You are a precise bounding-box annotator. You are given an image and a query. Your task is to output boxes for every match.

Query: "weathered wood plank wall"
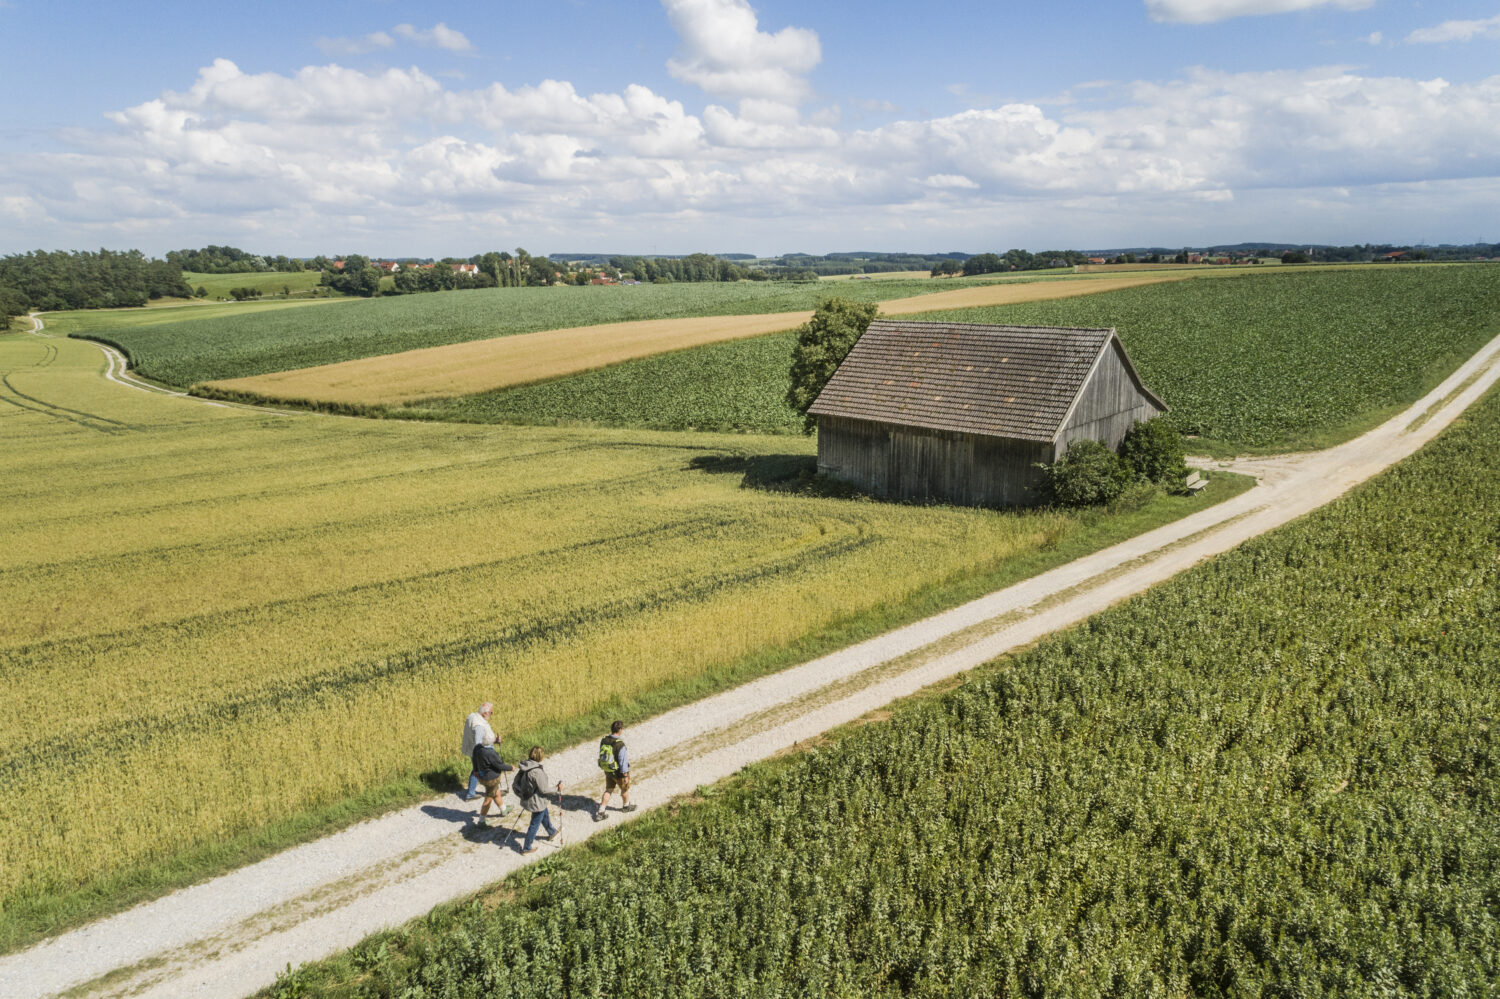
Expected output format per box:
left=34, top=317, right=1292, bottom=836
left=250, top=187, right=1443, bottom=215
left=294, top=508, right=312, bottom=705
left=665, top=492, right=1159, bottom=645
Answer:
left=816, top=415, right=1051, bottom=507
left=1054, top=341, right=1165, bottom=452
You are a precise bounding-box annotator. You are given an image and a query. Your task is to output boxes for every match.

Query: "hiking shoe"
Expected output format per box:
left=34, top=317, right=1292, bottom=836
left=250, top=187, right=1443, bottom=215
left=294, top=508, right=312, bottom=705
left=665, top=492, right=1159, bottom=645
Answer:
left=522, top=846, right=539, bottom=855
left=592, top=810, right=607, bottom=822
left=475, top=818, right=490, bottom=829
left=548, top=830, right=565, bottom=845
left=620, top=804, right=638, bottom=813
left=498, top=804, right=515, bottom=818
left=461, top=793, right=478, bottom=801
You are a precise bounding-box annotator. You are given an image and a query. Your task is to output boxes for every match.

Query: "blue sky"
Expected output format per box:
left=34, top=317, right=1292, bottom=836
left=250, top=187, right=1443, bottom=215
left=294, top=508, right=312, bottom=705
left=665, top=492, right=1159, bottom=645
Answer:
left=2, top=0, right=1498, bottom=255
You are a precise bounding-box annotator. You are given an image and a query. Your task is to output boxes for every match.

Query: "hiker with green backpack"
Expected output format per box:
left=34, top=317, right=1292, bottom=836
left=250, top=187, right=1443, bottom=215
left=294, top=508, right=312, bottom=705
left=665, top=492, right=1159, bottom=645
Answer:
left=593, top=720, right=636, bottom=822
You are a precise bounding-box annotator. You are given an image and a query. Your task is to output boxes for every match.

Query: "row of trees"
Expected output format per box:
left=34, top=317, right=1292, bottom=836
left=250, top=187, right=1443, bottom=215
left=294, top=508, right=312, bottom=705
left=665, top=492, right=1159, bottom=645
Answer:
left=607, top=253, right=770, bottom=284
left=933, top=249, right=1091, bottom=276
left=320, top=250, right=564, bottom=298
left=165, top=246, right=306, bottom=273
left=0, top=249, right=192, bottom=315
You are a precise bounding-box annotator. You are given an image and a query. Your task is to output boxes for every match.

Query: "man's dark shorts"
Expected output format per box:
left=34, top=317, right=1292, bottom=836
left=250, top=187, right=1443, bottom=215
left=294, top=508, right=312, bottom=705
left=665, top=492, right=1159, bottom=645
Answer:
left=605, top=771, right=631, bottom=793
left=481, top=777, right=504, bottom=798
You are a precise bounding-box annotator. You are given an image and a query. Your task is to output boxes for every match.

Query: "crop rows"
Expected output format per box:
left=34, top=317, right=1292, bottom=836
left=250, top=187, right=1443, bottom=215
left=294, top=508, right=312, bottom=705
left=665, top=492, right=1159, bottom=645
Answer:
left=411, top=266, right=1500, bottom=450
left=0, top=332, right=1225, bottom=946
left=272, top=384, right=1500, bottom=998
left=923, top=265, right=1500, bottom=449
left=403, top=331, right=806, bottom=434
left=75, top=277, right=973, bottom=388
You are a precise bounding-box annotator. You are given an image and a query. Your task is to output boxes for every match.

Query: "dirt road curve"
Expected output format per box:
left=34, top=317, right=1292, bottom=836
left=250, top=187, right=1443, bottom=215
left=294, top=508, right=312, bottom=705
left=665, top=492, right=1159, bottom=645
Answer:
left=5, top=325, right=1500, bottom=999
left=25, top=313, right=290, bottom=414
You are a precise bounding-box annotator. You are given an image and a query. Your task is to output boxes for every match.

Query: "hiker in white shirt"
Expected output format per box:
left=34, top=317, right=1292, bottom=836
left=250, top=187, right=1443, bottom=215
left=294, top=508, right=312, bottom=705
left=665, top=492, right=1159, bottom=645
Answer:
left=460, top=703, right=497, bottom=800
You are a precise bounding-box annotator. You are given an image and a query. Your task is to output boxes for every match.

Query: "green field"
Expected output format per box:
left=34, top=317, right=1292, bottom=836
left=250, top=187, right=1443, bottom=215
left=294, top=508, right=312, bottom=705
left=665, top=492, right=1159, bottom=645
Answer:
left=182, top=269, right=329, bottom=299
left=67, top=276, right=1016, bottom=388
left=42, top=297, right=341, bottom=337
left=269, top=384, right=1500, bottom=999
left=402, top=330, right=807, bottom=434
left=0, top=330, right=1241, bottom=950
left=402, top=266, right=1500, bottom=452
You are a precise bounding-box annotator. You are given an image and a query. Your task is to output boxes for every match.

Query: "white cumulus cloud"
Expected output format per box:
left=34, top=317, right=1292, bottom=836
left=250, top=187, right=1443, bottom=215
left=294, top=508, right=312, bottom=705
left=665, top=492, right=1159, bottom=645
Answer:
left=315, top=31, right=394, bottom=56
left=1146, top=0, right=1372, bottom=24
left=661, top=0, right=820, bottom=101
left=6, top=2, right=1500, bottom=255
left=1406, top=14, right=1500, bottom=44
left=393, top=23, right=474, bottom=52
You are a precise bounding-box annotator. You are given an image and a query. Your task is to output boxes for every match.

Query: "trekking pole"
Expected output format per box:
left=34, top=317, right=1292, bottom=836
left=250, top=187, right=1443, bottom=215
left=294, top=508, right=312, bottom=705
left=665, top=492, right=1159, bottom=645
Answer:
left=501, top=804, right=528, bottom=849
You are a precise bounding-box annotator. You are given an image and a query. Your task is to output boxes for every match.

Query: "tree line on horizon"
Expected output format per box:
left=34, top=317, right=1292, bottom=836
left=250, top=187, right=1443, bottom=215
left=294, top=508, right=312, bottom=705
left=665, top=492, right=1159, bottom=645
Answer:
left=5, top=241, right=1497, bottom=317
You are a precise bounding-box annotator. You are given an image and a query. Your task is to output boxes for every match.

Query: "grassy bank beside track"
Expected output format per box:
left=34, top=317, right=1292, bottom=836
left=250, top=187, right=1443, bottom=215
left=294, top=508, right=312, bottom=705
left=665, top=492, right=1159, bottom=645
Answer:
left=397, top=265, right=1500, bottom=454
left=0, top=331, right=1248, bottom=953
left=267, top=384, right=1500, bottom=999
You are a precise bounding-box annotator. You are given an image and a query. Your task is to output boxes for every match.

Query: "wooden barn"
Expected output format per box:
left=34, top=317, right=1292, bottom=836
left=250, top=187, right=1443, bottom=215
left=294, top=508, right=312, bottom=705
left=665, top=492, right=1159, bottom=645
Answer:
left=807, top=320, right=1167, bottom=507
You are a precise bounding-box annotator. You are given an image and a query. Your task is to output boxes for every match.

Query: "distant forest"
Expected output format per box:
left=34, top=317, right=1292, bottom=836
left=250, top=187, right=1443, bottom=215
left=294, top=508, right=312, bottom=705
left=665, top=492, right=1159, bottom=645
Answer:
left=0, top=249, right=191, bottom=316
left=165, top=245, right=308, bottom=274
left=4, top=241, right=1495, bottom=317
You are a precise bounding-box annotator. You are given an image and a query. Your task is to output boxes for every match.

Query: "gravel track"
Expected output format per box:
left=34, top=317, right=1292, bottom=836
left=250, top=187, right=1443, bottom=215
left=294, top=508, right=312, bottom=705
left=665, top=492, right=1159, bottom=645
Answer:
left=5, top=323, right=1499, bottom=999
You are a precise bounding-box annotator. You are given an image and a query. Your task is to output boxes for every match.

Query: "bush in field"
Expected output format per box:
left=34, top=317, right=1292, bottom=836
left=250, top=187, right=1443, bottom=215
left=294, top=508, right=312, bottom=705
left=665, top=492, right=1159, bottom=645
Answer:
left=1041, top=438, right=1135, bottom=506
left=786, top=297, right=879, bottom=432
left=1119, top=416, right=1186, bottom=486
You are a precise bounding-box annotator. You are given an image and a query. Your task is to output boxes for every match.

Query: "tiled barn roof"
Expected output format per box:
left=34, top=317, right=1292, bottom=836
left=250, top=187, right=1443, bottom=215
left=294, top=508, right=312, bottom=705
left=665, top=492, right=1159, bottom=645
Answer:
left=808, top=320, right=1157, bottom=442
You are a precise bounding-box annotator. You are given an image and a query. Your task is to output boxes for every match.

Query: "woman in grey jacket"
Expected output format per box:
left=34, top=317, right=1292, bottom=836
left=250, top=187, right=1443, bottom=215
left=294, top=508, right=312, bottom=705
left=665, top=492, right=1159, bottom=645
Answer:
left=514, top=746, right=563, bottom=854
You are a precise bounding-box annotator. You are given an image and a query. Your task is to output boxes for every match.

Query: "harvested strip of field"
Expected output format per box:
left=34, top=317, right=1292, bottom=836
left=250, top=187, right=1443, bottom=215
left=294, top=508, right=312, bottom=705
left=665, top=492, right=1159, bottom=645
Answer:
left=202, top=272, right=1199, bottom=407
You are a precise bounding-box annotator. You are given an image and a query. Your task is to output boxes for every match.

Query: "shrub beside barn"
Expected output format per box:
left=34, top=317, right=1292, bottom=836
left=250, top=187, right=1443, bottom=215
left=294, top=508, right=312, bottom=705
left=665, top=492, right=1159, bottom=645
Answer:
left=807, top=320, right=1166, bottom=506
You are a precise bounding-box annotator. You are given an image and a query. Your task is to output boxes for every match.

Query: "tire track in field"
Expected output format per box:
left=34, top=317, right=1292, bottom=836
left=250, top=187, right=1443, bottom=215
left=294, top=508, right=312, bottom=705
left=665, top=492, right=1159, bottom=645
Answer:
left=0, top=526, right=878, bottom=778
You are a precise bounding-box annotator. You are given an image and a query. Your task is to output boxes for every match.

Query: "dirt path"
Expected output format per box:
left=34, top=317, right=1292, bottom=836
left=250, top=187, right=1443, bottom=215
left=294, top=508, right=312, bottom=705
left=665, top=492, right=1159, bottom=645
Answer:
left=6, top=325, right=1499, bottom=999
left=23, top=313, right=292, bottom=416
left=205, top=271, right=1208, bottom=407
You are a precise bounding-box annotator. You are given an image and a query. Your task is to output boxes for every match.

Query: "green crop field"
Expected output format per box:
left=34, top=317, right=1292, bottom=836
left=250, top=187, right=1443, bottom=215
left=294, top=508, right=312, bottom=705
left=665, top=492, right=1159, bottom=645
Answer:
left=402, top=330, right=806, bottom=434
left=403, top=266, right=1500, bottom=452
left=268, top=384, right=1500, bottom=999
left=67, top=277, right=1008, bottom=388
left=41, top=297, right=341, bottom=337
left=921, top=265, right=1500, bottom=451
left=183, top=270, right=329, bottom=299
left=0, top=330, right=1238, bottom=950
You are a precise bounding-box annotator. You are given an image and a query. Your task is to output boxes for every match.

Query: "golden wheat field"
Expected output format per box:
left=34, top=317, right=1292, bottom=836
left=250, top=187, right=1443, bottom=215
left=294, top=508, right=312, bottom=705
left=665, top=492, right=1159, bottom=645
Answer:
left=2, top=329, right=1211, bottom=915
left=204, top=271, right=1212, bottom=407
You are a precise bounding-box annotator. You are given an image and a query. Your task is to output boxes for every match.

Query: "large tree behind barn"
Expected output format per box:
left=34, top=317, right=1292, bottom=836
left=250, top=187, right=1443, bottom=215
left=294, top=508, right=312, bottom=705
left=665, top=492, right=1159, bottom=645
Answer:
left=808, top=320, right=1167, bottom=507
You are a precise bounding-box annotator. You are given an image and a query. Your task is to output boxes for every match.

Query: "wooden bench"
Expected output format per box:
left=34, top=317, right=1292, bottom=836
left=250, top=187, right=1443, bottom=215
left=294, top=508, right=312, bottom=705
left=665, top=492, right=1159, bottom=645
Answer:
left=1185, top=470, right=1209, bottom=493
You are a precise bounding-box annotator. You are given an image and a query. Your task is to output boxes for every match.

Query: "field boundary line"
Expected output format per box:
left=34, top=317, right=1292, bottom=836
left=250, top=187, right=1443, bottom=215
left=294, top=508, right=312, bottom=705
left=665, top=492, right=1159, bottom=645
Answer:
left=201, top=271, right=1216, bottom=408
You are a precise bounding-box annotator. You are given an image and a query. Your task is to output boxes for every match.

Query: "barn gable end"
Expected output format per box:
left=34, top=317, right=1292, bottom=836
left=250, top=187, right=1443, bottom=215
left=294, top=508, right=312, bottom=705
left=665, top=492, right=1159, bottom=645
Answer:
left=1054, top=336, right=1168, bottom=453
left=809, top=320, right=1167, bottom=507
